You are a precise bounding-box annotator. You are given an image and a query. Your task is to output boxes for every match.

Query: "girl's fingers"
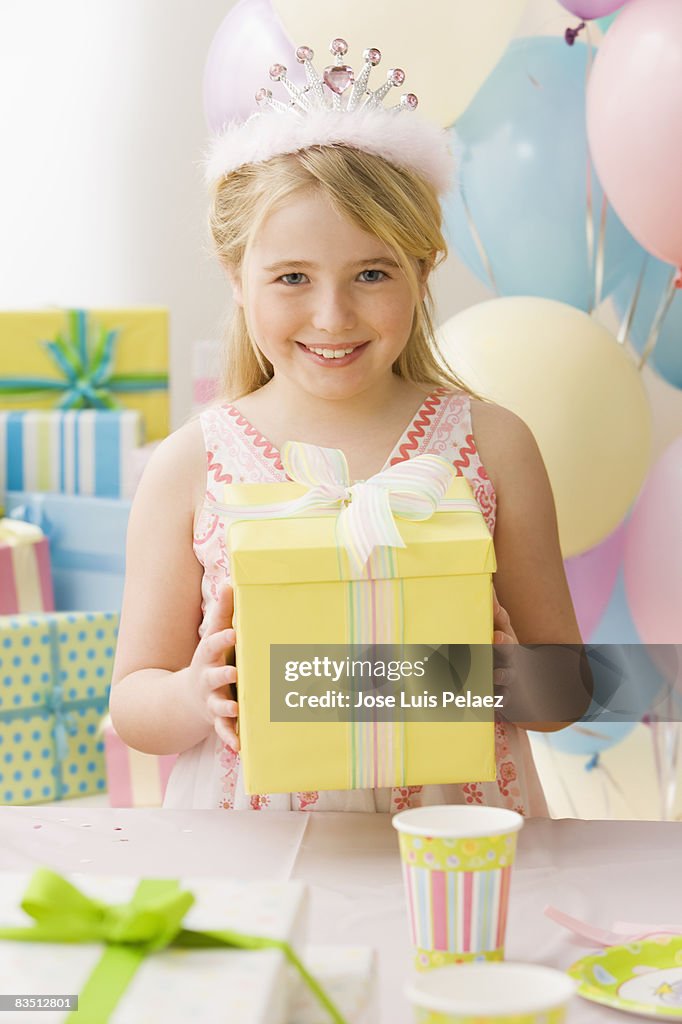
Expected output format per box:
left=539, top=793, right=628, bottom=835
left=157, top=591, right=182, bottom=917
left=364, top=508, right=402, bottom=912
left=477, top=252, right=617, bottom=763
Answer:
left=207, top=692, right=238, bottom=720
left=199, top=628, right=235, bottom=665
left=204, top=664, right=237, bottom=692
left=214, top=716, right=240, bottom=752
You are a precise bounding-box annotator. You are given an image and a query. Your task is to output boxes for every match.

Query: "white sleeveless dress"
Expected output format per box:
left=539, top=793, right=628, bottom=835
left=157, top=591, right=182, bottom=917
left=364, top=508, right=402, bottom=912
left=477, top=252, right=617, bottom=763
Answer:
left=163, top=389, right=549, bottom=815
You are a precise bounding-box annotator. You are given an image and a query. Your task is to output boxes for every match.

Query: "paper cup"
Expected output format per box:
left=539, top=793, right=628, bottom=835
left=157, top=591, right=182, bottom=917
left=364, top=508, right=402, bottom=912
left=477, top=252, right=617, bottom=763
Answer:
left=406, top=962, right=576, bottom=1023
left=392, top=806, right=524, bottom=970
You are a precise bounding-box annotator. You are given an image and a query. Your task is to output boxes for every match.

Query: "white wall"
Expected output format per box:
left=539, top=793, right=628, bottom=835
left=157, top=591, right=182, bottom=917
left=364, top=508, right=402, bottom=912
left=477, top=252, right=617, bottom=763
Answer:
left=1, top=0, right=680, bottom=448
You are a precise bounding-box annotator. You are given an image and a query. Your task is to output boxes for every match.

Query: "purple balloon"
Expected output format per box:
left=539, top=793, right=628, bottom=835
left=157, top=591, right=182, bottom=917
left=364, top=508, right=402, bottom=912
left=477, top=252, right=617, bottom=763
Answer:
left=564, top=520, right=627, bottom=640
left=558, top=0, right=628, bottom=18
left=203, top=0, right=304, bottom=132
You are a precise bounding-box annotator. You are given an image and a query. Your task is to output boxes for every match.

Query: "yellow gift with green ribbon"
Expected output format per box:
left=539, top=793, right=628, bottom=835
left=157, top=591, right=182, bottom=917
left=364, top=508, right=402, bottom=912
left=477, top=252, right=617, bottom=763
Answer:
left=0, top=309, right=168, bottom=441
left=222, top=442, right=497, bottom=796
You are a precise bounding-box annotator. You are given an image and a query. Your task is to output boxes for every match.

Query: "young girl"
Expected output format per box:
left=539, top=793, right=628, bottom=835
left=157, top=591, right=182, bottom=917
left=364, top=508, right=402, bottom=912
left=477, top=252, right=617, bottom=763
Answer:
left=110, top=37, right=583, bottom=813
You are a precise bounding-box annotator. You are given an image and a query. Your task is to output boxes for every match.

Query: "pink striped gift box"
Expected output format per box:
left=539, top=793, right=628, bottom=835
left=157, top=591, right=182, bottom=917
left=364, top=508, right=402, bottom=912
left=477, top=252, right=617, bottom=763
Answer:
left=0, top=518, right=54, bottom=614
left=102, top=717, right=177, bottom=807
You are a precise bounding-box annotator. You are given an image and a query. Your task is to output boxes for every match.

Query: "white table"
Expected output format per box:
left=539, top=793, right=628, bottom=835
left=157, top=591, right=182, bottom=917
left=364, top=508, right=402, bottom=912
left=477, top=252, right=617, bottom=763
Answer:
left=0, top=809, right=680, bottom=1022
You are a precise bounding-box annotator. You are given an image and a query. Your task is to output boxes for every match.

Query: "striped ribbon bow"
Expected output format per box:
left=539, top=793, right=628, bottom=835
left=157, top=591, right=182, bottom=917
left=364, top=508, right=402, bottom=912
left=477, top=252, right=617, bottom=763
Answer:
left=221, top=441, right=480, bottom=575
left=0, top=309, right=168, bottom=410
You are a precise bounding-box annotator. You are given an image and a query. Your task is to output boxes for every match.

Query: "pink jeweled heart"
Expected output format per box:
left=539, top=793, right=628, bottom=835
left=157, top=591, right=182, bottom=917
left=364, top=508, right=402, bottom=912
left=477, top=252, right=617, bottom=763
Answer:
left=323, top=64, right=354, bottom=95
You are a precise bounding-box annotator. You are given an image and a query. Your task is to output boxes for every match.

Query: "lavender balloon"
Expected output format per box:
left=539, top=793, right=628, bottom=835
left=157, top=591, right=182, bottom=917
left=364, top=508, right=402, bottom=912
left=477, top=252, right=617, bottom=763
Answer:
left=559, top=0, right=628, bottom=18
left=204, top=0, right=303, bottom=132
left=565, top=520, right=627, bottom=640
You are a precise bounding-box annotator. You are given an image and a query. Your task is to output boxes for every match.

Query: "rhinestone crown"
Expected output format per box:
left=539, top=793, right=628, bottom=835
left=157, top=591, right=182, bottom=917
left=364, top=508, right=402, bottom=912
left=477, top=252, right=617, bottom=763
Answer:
left=256, top=37, right=418, bottom=116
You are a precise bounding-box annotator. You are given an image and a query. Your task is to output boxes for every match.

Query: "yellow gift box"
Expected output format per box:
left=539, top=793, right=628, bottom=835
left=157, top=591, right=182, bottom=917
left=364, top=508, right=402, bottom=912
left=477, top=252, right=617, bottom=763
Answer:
left=0, top=308, right=168, bottom=441
left=225, top=453, right=497, bottom=796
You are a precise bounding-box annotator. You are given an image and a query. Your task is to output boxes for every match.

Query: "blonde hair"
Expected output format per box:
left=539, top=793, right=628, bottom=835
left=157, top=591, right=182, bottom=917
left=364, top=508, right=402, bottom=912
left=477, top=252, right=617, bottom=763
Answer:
left=208, top=145, right=477, bottom=400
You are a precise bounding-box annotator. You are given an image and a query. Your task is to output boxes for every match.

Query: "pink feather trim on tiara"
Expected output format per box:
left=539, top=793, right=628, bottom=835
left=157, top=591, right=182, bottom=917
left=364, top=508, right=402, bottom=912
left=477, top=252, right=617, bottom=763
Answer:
left=204, top=99, right=457, bottom=196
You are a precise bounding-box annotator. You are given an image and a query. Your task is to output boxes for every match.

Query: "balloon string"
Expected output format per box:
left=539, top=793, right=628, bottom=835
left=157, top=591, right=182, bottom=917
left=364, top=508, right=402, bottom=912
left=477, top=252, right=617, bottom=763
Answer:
left=617, top=255, right=649, bottom=345
left=459, top=188, right=499, bottom=296
left=637, top=266, right=677, bottom=371
left=582, top=25, right=600, bottom=316
left=594, top=758, right=636, bottom=819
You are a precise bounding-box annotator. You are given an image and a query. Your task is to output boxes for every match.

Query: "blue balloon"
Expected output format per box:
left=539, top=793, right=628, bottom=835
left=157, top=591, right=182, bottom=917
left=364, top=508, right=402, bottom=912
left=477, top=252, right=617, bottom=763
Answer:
left=610, top=257, right=682, bottom=389
left=443, top=37, right=645, bottom=310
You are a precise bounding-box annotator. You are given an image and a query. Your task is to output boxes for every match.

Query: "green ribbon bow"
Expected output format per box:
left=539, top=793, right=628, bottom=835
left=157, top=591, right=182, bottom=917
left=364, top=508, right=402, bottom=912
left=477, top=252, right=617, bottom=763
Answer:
left=0, top=868, right=348, bottom=1024
left=0, top=309, right=168, bottom=410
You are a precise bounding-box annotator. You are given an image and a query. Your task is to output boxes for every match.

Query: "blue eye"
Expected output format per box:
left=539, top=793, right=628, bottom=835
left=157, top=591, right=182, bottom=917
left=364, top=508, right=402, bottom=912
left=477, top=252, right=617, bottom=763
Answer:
left=279, top=272, right=307, bottom=285
left=359, top=269, right=387, bottom=283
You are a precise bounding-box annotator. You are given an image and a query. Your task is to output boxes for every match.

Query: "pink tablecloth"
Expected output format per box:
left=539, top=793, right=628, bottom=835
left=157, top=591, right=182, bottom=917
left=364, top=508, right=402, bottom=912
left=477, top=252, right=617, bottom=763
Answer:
left=0, top=809, right=680, bottom=1022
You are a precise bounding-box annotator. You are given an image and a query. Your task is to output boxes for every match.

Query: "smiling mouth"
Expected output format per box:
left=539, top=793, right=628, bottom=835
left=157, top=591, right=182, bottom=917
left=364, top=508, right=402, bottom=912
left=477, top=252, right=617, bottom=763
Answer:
left=297, top=341, right=369, bottom=361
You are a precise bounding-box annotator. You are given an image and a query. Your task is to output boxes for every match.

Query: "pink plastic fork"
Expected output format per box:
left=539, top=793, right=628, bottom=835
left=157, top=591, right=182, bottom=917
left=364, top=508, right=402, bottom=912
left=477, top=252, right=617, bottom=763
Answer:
left=544, top=906, right=682, bottom=946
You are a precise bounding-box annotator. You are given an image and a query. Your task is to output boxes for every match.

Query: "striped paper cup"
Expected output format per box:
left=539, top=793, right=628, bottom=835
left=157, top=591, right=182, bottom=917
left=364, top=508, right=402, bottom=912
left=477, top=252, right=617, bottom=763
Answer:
left=406, top=963, right=576, bottom=1023
left=392, top=806, right=524, bottom=970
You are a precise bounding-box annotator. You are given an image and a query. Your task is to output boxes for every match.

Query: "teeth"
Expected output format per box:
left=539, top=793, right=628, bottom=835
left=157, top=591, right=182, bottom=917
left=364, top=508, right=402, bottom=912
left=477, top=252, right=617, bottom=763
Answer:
left=306, top=346, right=356, bottom=359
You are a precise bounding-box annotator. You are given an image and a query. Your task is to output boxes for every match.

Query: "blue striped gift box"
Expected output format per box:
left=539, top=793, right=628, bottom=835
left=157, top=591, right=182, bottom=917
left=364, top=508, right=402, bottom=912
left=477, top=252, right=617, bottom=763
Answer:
left=0, top=409, right=143, bottom=499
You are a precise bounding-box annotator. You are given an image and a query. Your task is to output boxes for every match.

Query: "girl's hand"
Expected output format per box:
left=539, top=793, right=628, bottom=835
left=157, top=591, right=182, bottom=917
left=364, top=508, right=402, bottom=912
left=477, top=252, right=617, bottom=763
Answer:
left=188, top=584, right=240, bottom=751
left=493, top=588, right=518, bottom=714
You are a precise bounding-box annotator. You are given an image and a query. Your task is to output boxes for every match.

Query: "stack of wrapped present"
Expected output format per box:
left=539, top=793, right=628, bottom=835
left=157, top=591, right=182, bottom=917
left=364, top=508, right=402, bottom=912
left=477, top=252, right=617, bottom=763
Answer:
left=0, top=308, right=175, bottom=806
left=0, top=869, right=377, bottom=1022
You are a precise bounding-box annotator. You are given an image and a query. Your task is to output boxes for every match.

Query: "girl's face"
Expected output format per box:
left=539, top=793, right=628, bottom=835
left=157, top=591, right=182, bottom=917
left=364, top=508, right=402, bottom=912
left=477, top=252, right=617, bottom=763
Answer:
left=230, top=188, right=425, bottom=402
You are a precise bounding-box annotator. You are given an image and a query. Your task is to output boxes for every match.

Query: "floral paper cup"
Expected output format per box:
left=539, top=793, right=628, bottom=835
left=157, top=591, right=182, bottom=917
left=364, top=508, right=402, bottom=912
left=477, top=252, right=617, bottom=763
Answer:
left=406, top=963, right=576, bottom=1023
left=392, top=806, right=524, bottom=970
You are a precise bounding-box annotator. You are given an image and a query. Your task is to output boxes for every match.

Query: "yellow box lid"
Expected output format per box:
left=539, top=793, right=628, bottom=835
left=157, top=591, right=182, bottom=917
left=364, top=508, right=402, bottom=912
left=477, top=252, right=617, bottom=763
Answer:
left=225, top=476, right=496, bottom=584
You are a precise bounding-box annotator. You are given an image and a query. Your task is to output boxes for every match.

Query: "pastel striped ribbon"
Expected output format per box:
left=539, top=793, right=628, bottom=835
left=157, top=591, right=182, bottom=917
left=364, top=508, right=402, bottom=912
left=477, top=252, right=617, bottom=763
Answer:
left=218, top=441, right=478, bottom=577
left=403, top=861, right=512, bottom=956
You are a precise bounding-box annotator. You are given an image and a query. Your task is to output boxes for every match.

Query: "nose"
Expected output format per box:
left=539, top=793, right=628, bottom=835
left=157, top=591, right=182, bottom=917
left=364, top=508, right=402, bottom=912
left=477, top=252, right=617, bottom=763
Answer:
left=310, top=283, right=358, bottom=336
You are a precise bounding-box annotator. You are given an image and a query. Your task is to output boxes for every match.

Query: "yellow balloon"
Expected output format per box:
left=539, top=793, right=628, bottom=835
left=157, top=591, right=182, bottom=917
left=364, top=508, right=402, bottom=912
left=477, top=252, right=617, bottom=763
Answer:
left=272, top=0, right=528, bottom=127
left=438, top=297, right=652, bottom=557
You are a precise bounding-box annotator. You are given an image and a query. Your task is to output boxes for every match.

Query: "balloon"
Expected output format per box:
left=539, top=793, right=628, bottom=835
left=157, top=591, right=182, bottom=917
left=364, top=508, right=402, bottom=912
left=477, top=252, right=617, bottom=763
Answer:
left=545, top=720, right=635, bottom=756
left=442, top=38, right=645, bottom=311
left=565, top=521, right=627, bottom=640
left=438, top=297, right=652, bottom=557
left=591, top=571, right=640, bottom=643
left=624, top=437, right=682, bottom=643
left=203, top=0, right=302, bottom=132
left=611, top=257, right=682, bottom=389
left=559, top=0, right=627, bottom=17
left=271, top=0, right=527, bottom=126
left=587, top=0, right=682, bottom=269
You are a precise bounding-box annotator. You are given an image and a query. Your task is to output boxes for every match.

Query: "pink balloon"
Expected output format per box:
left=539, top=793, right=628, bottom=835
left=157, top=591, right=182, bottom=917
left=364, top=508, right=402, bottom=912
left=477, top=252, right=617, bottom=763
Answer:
left=203, top=0, right=303, bottom=133
left=587, top=0, right=682, bottom=269
left=564, top=520, right=627, bottom=640
left=559, top=0, right=627, bottom=18
left=624, top=436, right=682, bottom=643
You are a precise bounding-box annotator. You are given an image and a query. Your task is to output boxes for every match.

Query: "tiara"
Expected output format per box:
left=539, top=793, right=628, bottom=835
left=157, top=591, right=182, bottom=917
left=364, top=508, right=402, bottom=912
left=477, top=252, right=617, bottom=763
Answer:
left=205, top=36, right=455, bottom=195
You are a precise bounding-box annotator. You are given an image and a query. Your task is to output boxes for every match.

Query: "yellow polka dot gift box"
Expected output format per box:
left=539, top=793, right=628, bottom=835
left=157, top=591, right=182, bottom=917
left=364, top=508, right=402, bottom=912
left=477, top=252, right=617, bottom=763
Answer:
left=0, top=612, right=119, bottom=804
left=223, top=442, right=497, bottom=796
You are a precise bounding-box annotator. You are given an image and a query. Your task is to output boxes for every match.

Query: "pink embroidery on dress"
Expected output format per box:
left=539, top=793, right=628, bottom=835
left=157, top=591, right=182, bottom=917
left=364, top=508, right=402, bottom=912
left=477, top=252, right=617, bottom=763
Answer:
left=296, top=791, right=320, bottom=810
left=462, top=783, right=484, bottom=805
left=250, top=794, right=271, bottom=810
left=218, top=744, right=239, bottom=810
left=392, top=786, right=424, bottom=811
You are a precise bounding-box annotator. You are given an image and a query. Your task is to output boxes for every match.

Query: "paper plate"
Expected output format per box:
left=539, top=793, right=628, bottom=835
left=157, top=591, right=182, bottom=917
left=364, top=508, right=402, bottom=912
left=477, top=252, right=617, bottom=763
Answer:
left=568, top=935, right=682, bottom=1018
